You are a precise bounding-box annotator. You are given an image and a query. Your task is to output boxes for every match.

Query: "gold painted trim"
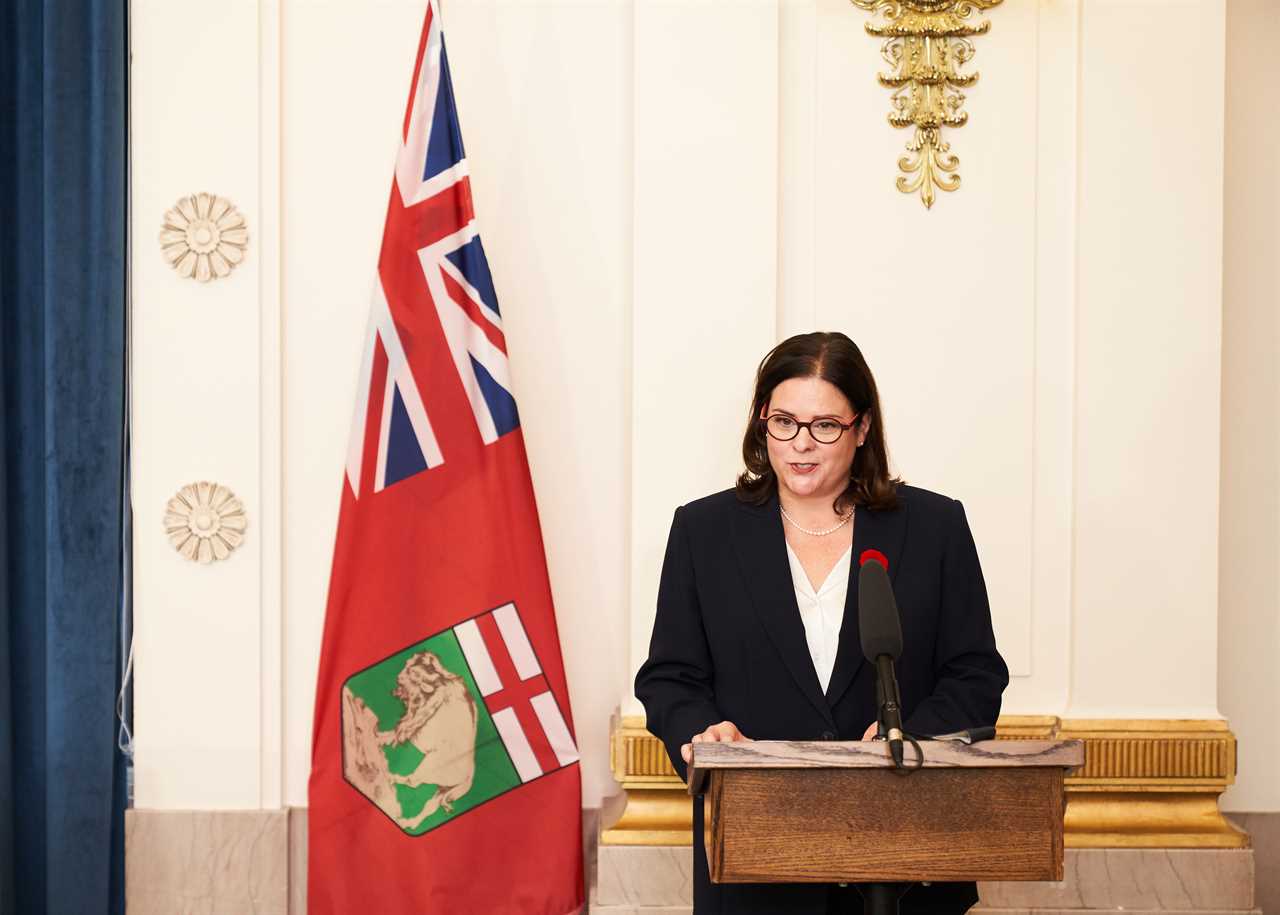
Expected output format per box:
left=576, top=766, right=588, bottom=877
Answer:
left=1065, top=792, right=1249, bottom=849
left=611, top=713, right=679, bottom=785
left=599, top=787, right=694, bottom=847
left=994, top=715, right=1058, bottom=739
left=604, top=714, right=1248, bottom=849
left=602, top=713, right=687, bottom=845
left=1059, top=719, right=1236, bottom=786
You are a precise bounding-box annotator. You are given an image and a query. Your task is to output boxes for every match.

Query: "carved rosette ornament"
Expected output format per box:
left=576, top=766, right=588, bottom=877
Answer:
left=851, top=0, right=1002, bottom=208
left=164, top=481, right=248, bottom=563
left=159, top=193, right=249, bottom=281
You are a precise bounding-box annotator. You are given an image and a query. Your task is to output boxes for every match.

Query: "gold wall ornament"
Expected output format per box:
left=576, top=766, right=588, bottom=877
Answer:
left=159, top=193, right=249, bottom=281
left=850, top=0, right=1002, bottom=208
left=164, top=481, right=248, bottom=563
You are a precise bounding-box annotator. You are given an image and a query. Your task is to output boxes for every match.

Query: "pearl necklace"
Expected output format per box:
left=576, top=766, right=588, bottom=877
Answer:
left=780, top=504, right=854, bottom=537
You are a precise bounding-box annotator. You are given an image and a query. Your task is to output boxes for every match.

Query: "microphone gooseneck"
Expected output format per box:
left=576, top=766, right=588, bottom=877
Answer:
left=876, top=655, right=905, bottom=768
left=858, top=553, right=906, bottom=770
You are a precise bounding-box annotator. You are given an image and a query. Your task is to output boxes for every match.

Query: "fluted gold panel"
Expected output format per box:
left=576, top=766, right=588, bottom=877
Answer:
left=1060, top=719, right=1235, bottom=784
left=1077, top=739, right=1229, bottom=780
left=603, top=714, right=1248, bottom=849
left=613, top=719, right=678, bottom=782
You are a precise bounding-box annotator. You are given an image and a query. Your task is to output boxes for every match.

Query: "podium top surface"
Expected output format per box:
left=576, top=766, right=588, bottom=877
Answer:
left=687, top=739, right=1084, bottom=795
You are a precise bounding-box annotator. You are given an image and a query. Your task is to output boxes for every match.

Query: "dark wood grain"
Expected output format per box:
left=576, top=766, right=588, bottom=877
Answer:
left=705, top=766, right=1065, bottom=884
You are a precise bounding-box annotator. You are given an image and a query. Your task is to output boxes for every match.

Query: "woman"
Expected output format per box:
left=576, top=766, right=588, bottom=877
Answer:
left=634, top=332, right=1009, bottom=915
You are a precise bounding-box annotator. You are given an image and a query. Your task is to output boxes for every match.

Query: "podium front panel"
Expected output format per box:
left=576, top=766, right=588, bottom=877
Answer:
left=706, top=766, right=1065, bottom=883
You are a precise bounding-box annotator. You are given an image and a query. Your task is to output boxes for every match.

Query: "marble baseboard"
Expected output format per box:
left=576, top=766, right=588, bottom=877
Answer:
left=126, top=808, right=1263, bottom=914
left=1226, top=813, right=1279, bottom=915
left=125, top=808, right=289, bottom=915
left=590, top=909, right=1252, bottom=915
left=589, top=844, right=1256, bottom=913
left=977, top=849, right=1254, bottom=911
left=975, top=910, right=1258, bottom=915
left=597, top=844, right=695, bottom=907
left=129, top=806, right=597, bottom=915
left=288, top=807, right=306, bottom=915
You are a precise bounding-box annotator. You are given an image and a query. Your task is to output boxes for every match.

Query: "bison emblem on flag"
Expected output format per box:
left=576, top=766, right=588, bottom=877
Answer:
left=340, top=601, right=579, bottom=836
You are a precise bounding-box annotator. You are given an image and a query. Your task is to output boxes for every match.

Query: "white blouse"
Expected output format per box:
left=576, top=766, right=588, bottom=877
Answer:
left=783, top=540, right=853, bottom=694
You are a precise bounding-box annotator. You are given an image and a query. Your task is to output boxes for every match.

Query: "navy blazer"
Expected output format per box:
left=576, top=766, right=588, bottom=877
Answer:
left=634, top=484, right=1009, bottom=915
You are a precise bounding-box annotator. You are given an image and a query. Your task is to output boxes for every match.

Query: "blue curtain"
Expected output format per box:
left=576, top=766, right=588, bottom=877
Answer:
left=0, top=0, right=129, bottom=912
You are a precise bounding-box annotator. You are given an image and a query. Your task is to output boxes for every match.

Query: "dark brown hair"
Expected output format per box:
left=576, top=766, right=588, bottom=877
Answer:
left=735, top=331, right=901, bottom=513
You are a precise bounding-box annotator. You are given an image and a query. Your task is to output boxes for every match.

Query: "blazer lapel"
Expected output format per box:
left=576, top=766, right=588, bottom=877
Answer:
left=824, top=496, right=910, bottom=710
left=730, top=494, right=835, bottom=728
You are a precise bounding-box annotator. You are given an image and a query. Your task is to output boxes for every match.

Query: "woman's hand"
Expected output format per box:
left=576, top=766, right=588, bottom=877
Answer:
left=681, top=721, right=751, bottom=763
left=861, top=721, right=878, bottom=740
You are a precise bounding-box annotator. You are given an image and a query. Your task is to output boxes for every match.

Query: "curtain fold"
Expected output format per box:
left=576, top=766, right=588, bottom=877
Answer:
left=1, top=1, right=129, bottom=913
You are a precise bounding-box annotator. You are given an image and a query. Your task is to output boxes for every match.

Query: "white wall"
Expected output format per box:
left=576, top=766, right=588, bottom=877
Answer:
left=131, top=0, right=272, bottom=808
left=1219, top=0, right=1280, bottom=813
left=1067, top=0, right=1226, bottom=720
left=131, top=0, right=1276, bottom=815
left=626, top=0, right=781, bottom=713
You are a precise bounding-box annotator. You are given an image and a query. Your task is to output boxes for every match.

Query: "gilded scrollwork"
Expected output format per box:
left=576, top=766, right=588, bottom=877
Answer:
left=851, top=0, right=1001, bottom=208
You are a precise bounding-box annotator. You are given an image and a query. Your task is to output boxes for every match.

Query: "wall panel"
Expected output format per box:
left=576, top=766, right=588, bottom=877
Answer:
left=627, top=0, right=782, bottom=700
left=782, top=0, right=1044, bottom=682
left=1069, top=0, right=1225, bottom=719
left=131, top=0, right=267, bottom=808
left=1218, top=0, right=1280, bottom=812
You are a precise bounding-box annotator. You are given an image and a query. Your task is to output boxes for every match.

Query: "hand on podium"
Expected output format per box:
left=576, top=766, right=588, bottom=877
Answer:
left=682, top=721, right=751, bottom=764
left=684, top=721, right=877, bottom=764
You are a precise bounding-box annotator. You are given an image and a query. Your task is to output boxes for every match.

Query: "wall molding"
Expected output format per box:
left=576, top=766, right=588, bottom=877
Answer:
left=256, top=0, right=285, bottom=814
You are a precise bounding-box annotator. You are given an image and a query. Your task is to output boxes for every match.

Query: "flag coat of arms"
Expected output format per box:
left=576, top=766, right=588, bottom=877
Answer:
left=308, top=2, right=584, bottom=911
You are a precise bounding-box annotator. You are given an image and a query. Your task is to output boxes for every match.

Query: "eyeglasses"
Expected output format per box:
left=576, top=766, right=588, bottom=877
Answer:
left=761, top=413, right=859, bottom=444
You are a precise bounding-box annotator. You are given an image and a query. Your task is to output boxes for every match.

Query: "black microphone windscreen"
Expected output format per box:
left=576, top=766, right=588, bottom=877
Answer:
left=858, top=560, right=903, bottom=661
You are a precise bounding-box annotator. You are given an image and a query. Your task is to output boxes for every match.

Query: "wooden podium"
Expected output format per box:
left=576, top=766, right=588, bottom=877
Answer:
left=688, top=738, right=1084, bottom=885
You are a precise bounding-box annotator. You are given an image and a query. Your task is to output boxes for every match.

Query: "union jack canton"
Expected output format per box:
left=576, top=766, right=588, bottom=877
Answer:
left=346, top=1, right=519, bottom=497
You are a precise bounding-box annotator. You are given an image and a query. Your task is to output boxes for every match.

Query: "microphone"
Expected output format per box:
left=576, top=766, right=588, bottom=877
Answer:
left=858, top=550, right=905, bottom=768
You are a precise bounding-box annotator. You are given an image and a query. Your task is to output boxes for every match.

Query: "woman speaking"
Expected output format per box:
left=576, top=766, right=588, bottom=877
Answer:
left=634, top=332, right=1009, bottom=915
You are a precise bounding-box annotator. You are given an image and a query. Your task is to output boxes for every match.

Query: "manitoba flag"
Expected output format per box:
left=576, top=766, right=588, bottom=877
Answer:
left=308, top=1, right=584, bottom=912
